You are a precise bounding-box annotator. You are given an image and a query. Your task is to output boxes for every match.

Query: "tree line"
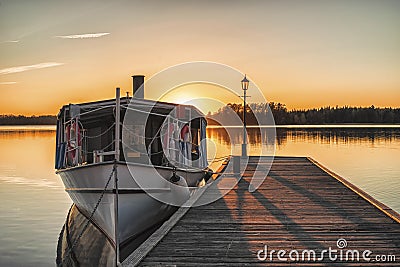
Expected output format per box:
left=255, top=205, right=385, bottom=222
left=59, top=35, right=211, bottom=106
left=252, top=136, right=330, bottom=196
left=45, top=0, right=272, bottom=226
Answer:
left=2, top=103, right=399, bottom=125
left=0, top=115, right=57, bottom=125
left=207, top=103, right=400, bottom=125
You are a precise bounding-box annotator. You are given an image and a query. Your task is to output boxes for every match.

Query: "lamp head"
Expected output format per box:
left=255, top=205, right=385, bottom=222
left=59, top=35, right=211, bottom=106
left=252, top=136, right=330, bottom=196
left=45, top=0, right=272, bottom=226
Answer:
left=241, top=74, right=249, bottom=91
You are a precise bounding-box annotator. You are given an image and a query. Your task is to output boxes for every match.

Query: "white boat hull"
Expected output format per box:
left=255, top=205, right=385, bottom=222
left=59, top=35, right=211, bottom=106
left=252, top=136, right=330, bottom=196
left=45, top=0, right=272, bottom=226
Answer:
left=57, top=162, right=205, bottom=246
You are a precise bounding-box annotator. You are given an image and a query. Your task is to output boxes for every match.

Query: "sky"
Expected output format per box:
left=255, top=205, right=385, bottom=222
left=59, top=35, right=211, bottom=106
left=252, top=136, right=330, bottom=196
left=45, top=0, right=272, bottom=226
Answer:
left=0, top=0, right=399, bottom=115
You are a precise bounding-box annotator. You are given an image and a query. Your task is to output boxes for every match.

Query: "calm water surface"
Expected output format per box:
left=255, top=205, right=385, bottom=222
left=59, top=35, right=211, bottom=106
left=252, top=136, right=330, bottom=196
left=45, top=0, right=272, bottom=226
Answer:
left=0, top=126, right=71, bottom=267
left=0, top=125, right=399, bottom=266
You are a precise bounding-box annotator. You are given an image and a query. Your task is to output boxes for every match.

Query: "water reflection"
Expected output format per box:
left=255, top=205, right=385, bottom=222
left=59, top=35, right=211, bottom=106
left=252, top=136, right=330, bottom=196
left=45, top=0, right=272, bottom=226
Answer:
left=56, top=204, right=172, bottom=267
left=275, top=127, right=400, bottom=147
left=0, top=129, right=63, bottom=188
left=56, top=205, right=115, bottom=267
left=0, top=127, right=70, bottom=267
left=207, top=126, right=400, bottom=148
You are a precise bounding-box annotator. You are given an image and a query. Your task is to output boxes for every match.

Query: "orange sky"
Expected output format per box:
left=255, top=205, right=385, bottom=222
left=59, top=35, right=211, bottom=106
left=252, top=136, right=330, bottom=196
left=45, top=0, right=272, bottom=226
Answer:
left=0, top=1, right=399, bottom=115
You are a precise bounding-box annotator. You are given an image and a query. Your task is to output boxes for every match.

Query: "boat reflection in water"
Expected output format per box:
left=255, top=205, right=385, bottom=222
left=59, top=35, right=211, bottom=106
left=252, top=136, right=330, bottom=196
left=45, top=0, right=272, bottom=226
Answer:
left=56, top=205, right=115, bottom=266
left=56, top=204, right=175, bottom=267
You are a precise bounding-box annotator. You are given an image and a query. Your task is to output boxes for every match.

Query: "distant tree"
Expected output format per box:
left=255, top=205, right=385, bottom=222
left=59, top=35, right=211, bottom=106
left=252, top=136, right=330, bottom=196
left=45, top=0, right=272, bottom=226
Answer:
left=0, top=115, right=57, bottom=125
left=207, top=103, right=400, bottom=125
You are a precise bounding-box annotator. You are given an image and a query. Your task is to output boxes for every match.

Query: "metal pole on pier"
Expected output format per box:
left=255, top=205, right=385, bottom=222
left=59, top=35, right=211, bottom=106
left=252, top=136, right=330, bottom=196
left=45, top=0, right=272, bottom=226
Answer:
left=114, top=87, right=121, bottom=266
left=241, top=75, right=249, bottom=157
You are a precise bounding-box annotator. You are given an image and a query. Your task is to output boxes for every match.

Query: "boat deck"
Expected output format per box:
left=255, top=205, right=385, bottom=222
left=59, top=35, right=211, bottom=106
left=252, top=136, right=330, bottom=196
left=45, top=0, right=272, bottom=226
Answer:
left=122, top=156, right=400, bottom=266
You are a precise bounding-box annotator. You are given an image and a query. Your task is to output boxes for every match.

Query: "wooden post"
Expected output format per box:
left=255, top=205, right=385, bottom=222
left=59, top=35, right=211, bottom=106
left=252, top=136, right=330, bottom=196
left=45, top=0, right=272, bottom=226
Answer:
left=233, top=156, right=240, bottom=174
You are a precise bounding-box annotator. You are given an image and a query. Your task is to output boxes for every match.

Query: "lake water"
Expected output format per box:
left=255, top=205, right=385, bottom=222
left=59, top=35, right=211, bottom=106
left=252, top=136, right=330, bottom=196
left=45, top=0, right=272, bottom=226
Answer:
left=0, top=125, right=399, bottom=266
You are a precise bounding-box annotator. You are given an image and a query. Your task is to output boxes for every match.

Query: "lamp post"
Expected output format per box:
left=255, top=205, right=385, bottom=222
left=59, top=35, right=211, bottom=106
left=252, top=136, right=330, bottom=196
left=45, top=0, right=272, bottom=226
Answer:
left=241, top=74, right=249, bottom=157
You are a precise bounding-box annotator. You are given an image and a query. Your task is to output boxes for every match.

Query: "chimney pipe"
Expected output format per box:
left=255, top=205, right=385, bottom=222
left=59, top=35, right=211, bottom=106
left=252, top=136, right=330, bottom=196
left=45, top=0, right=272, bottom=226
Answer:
left=132, top=75, right=145, bottom=99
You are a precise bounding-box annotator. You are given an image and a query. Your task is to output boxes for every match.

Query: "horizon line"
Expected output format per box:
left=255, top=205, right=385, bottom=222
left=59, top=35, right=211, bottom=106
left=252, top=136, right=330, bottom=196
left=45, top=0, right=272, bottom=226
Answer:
left=1, top=103, right=400, bottom=117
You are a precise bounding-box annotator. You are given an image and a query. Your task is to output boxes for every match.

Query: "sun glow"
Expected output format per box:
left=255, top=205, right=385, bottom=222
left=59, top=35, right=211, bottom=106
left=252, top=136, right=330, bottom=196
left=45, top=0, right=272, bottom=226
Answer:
left=159, top=83, right=241, bottom=114
left=160, top=91, right=194, bottom=105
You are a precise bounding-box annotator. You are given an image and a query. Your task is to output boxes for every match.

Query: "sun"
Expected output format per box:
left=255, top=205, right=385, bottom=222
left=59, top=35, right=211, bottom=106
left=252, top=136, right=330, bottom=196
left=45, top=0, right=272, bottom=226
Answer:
left=158, top=83, right=240, bottom=114
left=160, top=90, right=194, bottom=105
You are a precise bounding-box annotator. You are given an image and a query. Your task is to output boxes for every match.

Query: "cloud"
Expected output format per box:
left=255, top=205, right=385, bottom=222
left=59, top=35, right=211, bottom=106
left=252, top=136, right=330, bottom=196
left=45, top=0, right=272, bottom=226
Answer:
left=1, top=40, right=20, bottom=44
left=0, top=62, right=64, bottom=75
left=55, top=32, right=110, bottom=39
left=0, top=82, right=17, bottom=85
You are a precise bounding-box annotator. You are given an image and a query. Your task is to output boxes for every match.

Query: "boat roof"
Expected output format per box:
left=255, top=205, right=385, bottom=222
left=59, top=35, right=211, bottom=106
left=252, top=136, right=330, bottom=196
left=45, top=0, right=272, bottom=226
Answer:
left=58, top=97, right=204, bottom=119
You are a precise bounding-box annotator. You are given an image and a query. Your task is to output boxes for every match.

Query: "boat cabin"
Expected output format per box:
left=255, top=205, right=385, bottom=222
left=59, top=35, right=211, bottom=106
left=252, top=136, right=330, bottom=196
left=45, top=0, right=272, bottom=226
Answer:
left=55, top=96, right=208, bottom=170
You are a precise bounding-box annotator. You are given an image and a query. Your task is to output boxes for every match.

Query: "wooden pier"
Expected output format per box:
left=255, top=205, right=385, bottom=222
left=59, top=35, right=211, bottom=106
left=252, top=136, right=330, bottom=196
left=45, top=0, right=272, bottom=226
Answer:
left=123, top=156, right=400, bottom=266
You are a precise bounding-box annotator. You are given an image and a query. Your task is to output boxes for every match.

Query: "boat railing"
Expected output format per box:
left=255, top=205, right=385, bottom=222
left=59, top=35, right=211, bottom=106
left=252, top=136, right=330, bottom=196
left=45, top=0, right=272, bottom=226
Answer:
left=61, top=118, right=116, bottom=168
left=58, top=102, right=207, bottom=170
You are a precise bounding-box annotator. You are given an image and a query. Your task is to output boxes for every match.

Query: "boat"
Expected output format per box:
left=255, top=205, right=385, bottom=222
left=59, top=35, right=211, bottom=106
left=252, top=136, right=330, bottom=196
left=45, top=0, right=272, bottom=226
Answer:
left=55, top=75, right=211, bottom=264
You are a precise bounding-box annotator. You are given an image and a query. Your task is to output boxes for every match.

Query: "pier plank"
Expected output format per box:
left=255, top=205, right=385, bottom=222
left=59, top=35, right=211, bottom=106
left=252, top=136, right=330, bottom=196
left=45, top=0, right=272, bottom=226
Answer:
left=123, top=157, right=400, bottom=266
